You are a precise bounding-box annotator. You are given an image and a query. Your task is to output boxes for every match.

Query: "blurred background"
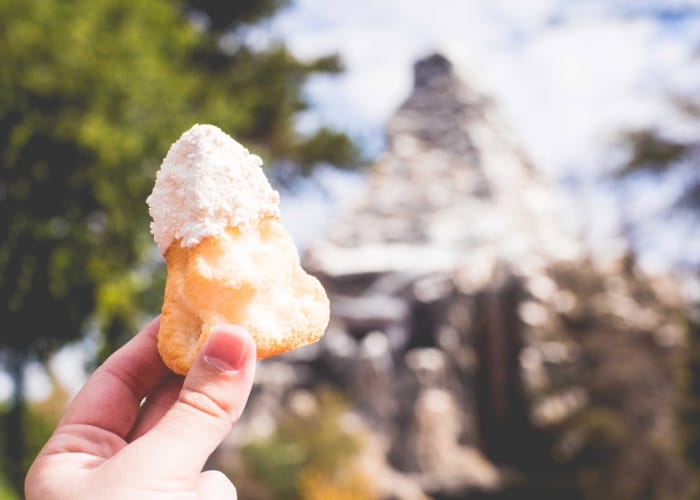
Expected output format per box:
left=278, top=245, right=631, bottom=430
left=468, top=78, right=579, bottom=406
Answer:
left=2, top=0, right=700, bottom=499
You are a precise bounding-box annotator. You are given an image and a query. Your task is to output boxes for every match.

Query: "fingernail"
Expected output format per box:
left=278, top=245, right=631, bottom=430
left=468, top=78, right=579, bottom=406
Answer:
left=203, top=326, right=249, bottom=372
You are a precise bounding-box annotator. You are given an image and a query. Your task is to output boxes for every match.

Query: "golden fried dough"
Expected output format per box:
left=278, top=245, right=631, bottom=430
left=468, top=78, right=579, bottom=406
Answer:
left=147, top=124, right=328, bottom=373
left=158, top=217, right=329, bottom=375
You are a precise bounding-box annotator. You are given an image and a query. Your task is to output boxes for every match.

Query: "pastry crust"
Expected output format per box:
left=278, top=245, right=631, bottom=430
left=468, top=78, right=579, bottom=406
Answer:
left=158, top=216, right=329, bottom=374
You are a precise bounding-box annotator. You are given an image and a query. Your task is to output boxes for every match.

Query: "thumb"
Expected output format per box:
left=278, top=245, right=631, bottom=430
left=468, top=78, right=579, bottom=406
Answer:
left=123, top=325, right=256, bottom=478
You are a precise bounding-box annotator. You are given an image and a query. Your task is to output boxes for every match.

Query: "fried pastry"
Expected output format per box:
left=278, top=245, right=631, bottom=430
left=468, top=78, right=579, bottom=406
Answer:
left=147, top=124, right=329, bottom=374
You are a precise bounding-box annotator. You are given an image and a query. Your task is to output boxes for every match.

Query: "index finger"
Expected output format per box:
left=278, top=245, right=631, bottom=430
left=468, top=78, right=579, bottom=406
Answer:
left=58, top=316, right=170, bottom=438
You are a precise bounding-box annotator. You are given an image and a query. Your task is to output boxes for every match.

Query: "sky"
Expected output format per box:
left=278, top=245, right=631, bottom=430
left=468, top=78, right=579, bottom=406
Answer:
left=5, top=0, right=700, bottom=402
left=268, top=0, right=700, bottom=175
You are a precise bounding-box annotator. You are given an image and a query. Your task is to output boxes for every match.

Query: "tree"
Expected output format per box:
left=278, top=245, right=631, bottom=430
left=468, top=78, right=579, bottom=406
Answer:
left=617, top=97, right=700, bottom=221
left=616, top=97, right=700, bottom=495
left=0, top=0, right=358, bottom=492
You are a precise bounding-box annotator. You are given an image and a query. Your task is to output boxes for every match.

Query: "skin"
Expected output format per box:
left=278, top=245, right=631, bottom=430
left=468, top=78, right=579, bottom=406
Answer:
left=25, top=317, right=256, bottom=499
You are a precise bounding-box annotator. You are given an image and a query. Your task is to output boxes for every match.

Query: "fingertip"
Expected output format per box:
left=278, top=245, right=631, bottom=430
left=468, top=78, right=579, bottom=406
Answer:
left=203, top=325, right=256, bottom=373
left=142, top=315, right=162, bottom=339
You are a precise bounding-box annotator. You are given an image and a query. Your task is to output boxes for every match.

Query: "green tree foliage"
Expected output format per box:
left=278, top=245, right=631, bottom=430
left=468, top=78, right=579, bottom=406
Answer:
left=0, top=477, right=19, bottom=500
left=619, top=129, right=689, bottom=176
left=617, top=98, right=700, bottom=496
left=186, top=0, right=290, bottom=31
left=238, top=389, right=367, bottom=500
left=0, top=0, right=358, bottom=492
left=681, top=317, right=700, bottom=495
left=618, top=98, right=700, bottom=209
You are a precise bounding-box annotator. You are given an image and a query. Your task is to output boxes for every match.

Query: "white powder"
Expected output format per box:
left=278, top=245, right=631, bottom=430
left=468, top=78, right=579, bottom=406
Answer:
left=147, top=124, right=280, bottom=254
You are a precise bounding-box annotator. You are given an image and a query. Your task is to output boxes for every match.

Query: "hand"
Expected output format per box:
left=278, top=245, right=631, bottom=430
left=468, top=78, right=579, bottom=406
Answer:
left=25, top=317, right=256, bottom=499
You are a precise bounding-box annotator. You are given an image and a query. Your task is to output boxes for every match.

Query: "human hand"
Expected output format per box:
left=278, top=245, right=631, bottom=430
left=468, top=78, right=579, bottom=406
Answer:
left=25, top=317, right=256, bottom=499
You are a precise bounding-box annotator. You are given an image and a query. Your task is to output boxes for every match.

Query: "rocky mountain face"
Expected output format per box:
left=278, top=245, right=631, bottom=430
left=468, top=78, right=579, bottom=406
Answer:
left=217, top=54, right=695, bottom=500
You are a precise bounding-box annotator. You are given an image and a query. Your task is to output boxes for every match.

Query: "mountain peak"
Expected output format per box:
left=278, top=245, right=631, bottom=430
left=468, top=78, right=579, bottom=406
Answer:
left=413, top=53, right=454, bottom=90
left=309, top=54, right=577, bottom=268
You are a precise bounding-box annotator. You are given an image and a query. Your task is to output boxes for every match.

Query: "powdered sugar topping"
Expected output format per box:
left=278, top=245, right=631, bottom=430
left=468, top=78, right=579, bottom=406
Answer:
left=147, top=124, right=280, bottom=254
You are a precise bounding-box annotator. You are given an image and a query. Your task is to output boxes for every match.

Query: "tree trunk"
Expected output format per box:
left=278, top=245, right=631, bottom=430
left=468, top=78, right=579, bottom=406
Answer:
left=5, top=349, right=26, bottom=496
left=99, top=317, right=128, bottom=364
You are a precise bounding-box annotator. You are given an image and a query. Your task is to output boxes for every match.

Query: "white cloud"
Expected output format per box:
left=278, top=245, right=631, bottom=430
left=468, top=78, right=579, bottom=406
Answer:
left=490, top=18, right=666, bottom=173
left=489, top=0, right=559, bottom=31
left=24, top=361, right=52, bottom=402
left=273, top=0, right=700, bottom=176
left=279, top=166, right=365, bottom=249
left=49, top=341, right=90, bottom=397
left=0, top=370, right=12, bottom=402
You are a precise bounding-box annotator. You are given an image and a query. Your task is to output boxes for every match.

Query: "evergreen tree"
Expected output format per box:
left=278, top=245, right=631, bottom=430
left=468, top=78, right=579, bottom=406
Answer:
left=0, top=0, right=357, bottom=492
left=618, top=99, right=700, bottom=214
left=617, top=98, right=700, bottom=495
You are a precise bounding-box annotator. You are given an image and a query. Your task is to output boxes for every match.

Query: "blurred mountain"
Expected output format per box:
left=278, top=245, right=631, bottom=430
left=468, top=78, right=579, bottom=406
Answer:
left=216, top=54, right=695, bottom=500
